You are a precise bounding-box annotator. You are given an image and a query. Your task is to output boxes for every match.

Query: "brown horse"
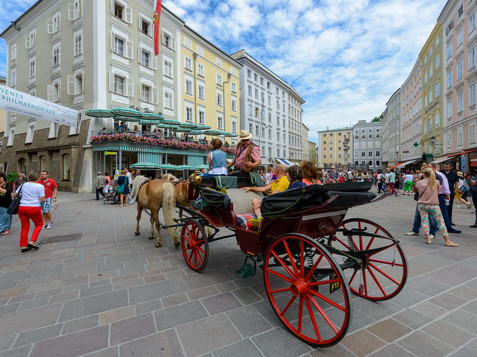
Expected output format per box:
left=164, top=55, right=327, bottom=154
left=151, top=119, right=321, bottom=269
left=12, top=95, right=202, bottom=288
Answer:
left=130, top=176, right=179, bottom=248
left=162, top=173, right=195, bottom=216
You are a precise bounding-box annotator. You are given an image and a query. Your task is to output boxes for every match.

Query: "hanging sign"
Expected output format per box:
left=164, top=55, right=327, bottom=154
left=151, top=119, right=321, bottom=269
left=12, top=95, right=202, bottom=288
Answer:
left=0, top=84, right=79, bottom=127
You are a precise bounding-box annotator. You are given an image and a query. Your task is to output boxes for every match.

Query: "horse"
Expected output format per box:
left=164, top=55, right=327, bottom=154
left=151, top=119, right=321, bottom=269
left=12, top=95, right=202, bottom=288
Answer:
left=130, top=176, right=179, bottom=248
left=162, top=173, right=196, bottom=216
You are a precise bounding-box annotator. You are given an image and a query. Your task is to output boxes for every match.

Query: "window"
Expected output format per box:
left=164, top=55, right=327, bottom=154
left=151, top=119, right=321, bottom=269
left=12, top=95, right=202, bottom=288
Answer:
left=186, top=106, right=193, bottom=122
left=255, top=88, right=258, bottom=99
left=247, top=69, right=251, bottom=78
left=215, top=57, right=222, bottom=66
left=435, top=112, right=440, bottom=128
left=447, top=43, right=452, bottom=59
left=231, top=97, right=237, bottom=112
left=25, top=30, right=36, bottom=49
left=471, top=13, right=476, bottom=33
left=231, top=82, right=236, bottom=93
left=67, top=72, right=84, bottom=95
left=256, top=125, right=259, bottom=136
left=216, top=74, right=222, bottom=86
left=248, top=85, right=252, bottom=96
left=185, top=78, right=193, bottom=95
left=424, top=72, right=427, bottom=84
left=74, top=32, right=83, bottom=56
left=458, top=92, right=463, bottom=112
left=141, top=84, right=152, bottom=103
left=62, top=155, right=71, bottom=180
left=435, top=56, right=439, bottom=69
left=216, top=92, right=223, bottom=106
left=197, top=45, right=204, bottom=56
left=470, top=123, right=476, bottom=143
left=184, top=37, right=192, bottom=48
left=447, top=99, right=452, bottom=118
left=141, top=49, right=151, bottom=68
left=197, top=63, right=204, bottom=77
left=113, top=1, right=132, bottom=23
left=457, top=28, right=463, bottom=46
left=470, top=84, right=476, bottom=106
left=232, top=120, right=237, bottom=133
left=470, top=47, right=476, bottom=69
left=254, top=73, right=258, bottom=82
left=25, top=121, right=35, bottom=144
left=368, top=151, right=373, bottom=157
left=10, top=69, right=16, bottom=87
left=140, top=16, right=152, bottom=37
left=10, top=44, right=16, bottom=62
left=114, top=75, right=125, bottom=95
left=217, top=114, right=223, bottom=130
left=68, top=0, right=82, bottom=21
left=163, top=58, right=173, bottom=77
left=164, top=89, right=174, bottom=109
left=198, top=109, right=205, bottom=125
left=457, top=60, right=463, bottom=80
left=185, top=56, right=192, bottom=71
left=198, top=83, right=205, bottom=99
left=458, top=4, right=463, bottom=18
left=375, top=151, right=380, bottom=156
left=29, top=57, right=36, bottom=79
left=447, top=70, right=452, bottom=88
left=114, top=36, right=124, bottom=56
left=162, top=31, right=176, bottom=50
left=47, top=12, right=60, bottom=34
left=436, top=82, right=439, bottom=96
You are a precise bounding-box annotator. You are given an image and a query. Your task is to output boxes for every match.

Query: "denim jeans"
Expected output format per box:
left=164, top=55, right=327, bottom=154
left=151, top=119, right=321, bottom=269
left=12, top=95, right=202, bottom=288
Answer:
left=412, top=204, right=437, bottom=235
left=438, top=194, right=453, bottom=231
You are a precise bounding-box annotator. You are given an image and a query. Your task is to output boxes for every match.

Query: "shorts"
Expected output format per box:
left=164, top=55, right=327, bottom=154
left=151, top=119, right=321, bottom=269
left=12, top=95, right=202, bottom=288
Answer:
left=41, top=198, right=52, bottom=214
left=404, top=181, right=413, bottom=192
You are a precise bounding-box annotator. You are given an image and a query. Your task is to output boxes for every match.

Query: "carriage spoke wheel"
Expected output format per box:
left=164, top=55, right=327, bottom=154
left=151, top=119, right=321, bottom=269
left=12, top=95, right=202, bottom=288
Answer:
left=330, top=218, right=407, bottom=301
left=181, top=220, right=209, bottom=272
left=264, top=234, right=352, bottom=347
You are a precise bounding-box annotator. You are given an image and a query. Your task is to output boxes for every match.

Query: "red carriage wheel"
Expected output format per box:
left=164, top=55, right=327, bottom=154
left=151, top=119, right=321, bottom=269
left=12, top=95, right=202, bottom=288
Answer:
left=330, top=218, right=407, bottom=301
left=263, top=234, right=352, bottom=347
left=181, top=220, right=209, bottom=272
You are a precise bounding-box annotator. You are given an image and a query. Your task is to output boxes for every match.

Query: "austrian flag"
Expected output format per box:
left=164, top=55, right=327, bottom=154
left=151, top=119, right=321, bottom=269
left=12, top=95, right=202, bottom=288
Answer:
left=153, top=0, right=162, bottom=55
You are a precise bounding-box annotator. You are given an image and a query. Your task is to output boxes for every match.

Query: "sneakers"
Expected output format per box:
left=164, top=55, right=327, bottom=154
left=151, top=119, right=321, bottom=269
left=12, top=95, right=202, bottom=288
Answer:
left=42, top=224, right=48, bottom=229
left=405, top=231, right=419, bottom=236
left=467, top=202, right=473, bottom=209
left=46, top=223, right=53, bottom=229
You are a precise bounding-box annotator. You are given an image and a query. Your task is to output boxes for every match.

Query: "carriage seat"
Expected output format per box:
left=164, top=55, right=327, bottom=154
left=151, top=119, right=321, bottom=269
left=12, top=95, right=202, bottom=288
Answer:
left=260, top=184, right=376, bottom=217
left=200, top=172, right=264, bottom=190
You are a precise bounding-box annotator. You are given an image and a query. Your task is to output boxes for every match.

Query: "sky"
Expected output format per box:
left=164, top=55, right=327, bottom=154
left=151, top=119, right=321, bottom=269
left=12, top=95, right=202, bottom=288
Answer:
left=0, top=0, right=448, bottom=142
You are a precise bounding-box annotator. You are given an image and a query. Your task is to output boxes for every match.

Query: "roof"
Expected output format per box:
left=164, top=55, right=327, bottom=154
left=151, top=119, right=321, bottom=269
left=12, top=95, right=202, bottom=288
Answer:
left=317, top=127, right=352, bottom=133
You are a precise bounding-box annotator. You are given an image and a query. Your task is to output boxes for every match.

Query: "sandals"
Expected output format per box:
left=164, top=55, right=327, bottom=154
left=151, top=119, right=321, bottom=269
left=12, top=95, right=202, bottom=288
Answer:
left=1, top=230, right=9, bottom=236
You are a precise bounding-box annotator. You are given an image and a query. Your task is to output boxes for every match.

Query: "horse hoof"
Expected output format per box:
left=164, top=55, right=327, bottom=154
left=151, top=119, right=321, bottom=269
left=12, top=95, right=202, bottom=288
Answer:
left=174, top=241, right=181, bottom=248
left=155, top=243, right=162, bottom=247
left=135, top=232, right=140, bottom=236
left=148, top=236, right=154, bottom=240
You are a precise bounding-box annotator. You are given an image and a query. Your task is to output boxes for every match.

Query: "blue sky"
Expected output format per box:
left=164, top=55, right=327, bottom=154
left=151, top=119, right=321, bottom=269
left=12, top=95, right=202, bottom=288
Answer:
left=1, top=0, right=448, bottom=141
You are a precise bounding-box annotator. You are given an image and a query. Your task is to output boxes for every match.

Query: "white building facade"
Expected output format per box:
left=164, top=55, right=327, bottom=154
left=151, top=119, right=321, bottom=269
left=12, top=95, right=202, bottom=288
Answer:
left=352, top=120, right=382, bottom=171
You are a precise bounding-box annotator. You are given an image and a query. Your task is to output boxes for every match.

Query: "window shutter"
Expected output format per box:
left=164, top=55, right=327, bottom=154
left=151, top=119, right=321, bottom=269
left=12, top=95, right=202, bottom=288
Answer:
left=25, top=36, right=31, bottom=49
left=171, top=37, right=176, bottom=50
left=110, top=0, right=115, bottom=15
left=47, top=84, right=55, bottom=101
left=67, top=75, right=75, bottom=95
left=68, top=4, right=75, bottom=20
left=152, top=55, right=157, bottom=70
left=109, top=72, right=114, bottom=92
left=125, top=7, right=132, bottom=23
left=47, top=19, right=54, bottom=34
left=137, top=45, right=141, bottom=64
left=126, top=40, right=133, bottom=59
left=138, top=14, right=142, bottom=31
left=162, top=31, right=167, bottom=45
left=111, top=33, right=115, bottom=52
left=81, top=73, right=84, bottom=93
left=127, top=78, right=134, bottom=97
left=153, top=87, right=158, bottom=104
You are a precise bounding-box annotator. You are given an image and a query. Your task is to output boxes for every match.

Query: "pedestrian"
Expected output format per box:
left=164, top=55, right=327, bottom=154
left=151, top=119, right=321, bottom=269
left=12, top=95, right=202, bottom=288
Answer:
left=38, top=170, right=57, bottom=229
left=104, top=172, right=111, bottom=195
left=14, top=171, right=26, bottom=190
left=328, top=165, right=339, bottom=183
left=384, top=169, right=391, bottom=192
left=389, top=169, right=398, bottom=196
left=95, top=172, right=106, bottom=200
left=12, top=170, right=45, bottom=253
left=415, top=168, right=458, bottom=247
left=442, top=161, right=459, bottom=225
left=470, top=172, right=477, bottom=228
left=376, top=170, right=385, bottom=194
left=0, top=172, right=14, bottom=235
left=126, top=168, right=134, bottom=204
left=117, top=169, right=130, bottom=207
left=403, top=171, right=414, bottom=196
left=265, top=164, right=273, bottom=185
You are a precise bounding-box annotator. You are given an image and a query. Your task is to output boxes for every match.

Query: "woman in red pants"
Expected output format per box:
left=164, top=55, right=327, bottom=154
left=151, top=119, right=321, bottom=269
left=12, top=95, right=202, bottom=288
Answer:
left=12, top=170, right=45, bottom=253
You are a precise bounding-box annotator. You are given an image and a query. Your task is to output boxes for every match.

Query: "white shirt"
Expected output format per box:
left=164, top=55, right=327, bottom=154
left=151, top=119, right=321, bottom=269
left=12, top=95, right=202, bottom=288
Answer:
left=384, top=173, right=390, bottom=183
left=16, top=182, right=45, bottom=207
left=126, top=172, right=132, bottom=185
left=404, top=174, right=414, bottom=182
left=377, top=173, right=383, bottom=182
left=265, top=172, right=271, bottom=184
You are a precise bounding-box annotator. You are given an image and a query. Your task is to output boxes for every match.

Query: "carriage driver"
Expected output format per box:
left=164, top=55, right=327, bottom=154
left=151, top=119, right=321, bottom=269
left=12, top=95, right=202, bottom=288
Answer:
left=227, top=130, right=261, bottom=177
left=242, top=164, right=289, bottom=226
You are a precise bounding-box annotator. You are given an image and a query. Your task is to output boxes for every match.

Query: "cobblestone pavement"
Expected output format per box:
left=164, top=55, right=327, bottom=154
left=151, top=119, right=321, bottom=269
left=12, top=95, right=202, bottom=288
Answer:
left=0, top=190, right=476, bottom=357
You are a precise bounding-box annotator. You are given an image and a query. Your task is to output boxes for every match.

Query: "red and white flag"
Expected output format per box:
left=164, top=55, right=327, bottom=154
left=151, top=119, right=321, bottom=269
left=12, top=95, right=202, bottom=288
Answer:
left=153, top=0, right=163, bottom=55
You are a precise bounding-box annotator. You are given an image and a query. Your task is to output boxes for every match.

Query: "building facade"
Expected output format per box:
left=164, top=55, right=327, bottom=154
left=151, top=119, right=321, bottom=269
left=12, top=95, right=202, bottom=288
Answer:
left=1, top=1, right=240, bottom=191
left=419, top=23, right=445, bottom=160
left=352, top=120, right=382, bottom=171
left=231, top=50, right=305, bottom=164
left=439, top=0, right=477, bottom=170
left=400, top=58, right=423, bottom=163
left=382, top=88, right=401, bottom=166
left=317, top=127, right=353, bottom=169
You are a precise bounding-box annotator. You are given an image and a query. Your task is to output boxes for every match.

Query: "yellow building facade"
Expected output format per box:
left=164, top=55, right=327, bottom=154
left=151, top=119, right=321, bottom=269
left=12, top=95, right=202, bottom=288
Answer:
left=317, top=127, right=353, bottom=168
left=180, top=27, right=241, bottom=145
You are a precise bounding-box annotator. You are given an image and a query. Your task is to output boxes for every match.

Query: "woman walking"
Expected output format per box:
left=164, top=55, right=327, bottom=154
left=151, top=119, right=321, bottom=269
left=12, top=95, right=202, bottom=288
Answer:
left=415, top=168, right=458, bottom=247
left=0, top=172, right=13, bottom=235
left=117, top=169, right=130, bottom=207
left=12, top=170, right=45, bottom=253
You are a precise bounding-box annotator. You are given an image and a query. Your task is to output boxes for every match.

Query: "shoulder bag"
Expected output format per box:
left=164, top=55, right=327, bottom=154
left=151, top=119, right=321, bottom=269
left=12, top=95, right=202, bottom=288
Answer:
left=7, top=184, right=23, bottom=215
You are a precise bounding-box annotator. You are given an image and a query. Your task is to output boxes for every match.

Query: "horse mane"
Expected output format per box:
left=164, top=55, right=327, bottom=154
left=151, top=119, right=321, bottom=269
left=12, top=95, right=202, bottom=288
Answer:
left=162, top=173, right=179, bottom=182
left=161, top=182, right=178, bottom=239
left=130, top=175, right=148, bottom=201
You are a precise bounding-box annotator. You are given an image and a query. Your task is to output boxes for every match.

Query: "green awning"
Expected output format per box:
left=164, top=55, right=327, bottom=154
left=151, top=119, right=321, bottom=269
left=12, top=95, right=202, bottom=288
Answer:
left=142, top=113, right=164, bottom=120
left=179, top=123, right=198, bottom=129
left=85, top=109, right=114, bottom=118
left=130, top=162, right=163, bottom=169
left=113, top=115, right=142, bottom=122
left=196, top=125, right=211, bottom=130
left=162, top=119, right=181, bottom=125
left=110, top=107, right=143, bottom=117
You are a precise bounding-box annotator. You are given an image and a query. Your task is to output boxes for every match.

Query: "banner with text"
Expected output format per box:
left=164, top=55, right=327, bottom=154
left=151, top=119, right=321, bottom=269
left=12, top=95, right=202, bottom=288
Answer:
left=0, top=85, right=79, bottom=128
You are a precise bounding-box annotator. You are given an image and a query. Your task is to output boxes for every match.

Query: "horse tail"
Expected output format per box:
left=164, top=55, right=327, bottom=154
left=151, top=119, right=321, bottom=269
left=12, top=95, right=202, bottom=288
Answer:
left=130, top=175, right=146, bottom=201
left=162, top=182, right=178, bottom=238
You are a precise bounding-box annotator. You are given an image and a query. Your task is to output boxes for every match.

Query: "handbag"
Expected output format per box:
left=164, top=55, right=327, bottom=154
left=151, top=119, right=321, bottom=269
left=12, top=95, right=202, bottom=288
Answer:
left=7, top=184, right=23, bottom=215
left=116, top=182, right=125, bottom=194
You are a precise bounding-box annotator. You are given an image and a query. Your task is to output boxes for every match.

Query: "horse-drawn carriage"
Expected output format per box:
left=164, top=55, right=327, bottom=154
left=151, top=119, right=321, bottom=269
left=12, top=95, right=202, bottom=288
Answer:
left=133, top=175, right=408, bottom=347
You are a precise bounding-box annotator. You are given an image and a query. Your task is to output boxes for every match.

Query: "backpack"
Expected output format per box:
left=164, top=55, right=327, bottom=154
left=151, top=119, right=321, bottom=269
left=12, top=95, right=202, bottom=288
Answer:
left=379, top=175, right=385, bottom=183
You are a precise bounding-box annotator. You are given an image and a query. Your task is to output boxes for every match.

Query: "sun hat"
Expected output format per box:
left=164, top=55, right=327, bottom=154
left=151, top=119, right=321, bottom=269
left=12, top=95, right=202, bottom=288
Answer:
left=238, top=129, right=252, bottom=141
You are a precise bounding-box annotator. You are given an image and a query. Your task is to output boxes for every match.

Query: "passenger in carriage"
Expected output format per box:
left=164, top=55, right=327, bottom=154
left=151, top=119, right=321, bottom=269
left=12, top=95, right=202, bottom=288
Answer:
left=286, top=165, right=307, bottom=190
left=301, top=161, right=320, bottom=185
left=202, top=138, right=227, bottom=177
left=242, top=164, right=289, bottom=226
left=227, top=130, right=261, bottom=177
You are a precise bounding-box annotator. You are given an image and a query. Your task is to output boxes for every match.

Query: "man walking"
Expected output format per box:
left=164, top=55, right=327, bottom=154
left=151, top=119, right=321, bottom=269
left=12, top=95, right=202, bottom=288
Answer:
left=95, top=172, right=106, bottom=200
left=442, top=162, right=459, bottom=225
left=39, top=170, right=57, bottom=229
left=328, top=166, right=339, bottom=183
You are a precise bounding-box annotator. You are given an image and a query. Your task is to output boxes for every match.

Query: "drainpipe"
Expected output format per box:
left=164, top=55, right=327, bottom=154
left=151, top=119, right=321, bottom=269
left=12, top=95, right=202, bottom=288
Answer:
left=193, top=53, right=198, bottom=125
left=223, top=72, right=232, bottom=134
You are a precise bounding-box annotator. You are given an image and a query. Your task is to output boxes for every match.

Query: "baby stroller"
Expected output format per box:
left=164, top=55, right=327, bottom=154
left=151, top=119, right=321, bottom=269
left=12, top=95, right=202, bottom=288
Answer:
left=103, top=182, right=120, bottom=205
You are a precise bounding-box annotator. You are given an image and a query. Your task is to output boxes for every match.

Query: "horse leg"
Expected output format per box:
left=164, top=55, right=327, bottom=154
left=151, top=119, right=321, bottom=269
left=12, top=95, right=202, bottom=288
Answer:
left=152, top=208, right=162, bottom=247
left=149, top=216, right=155, bottom=240
left=135, top=206, right=142, bottom=236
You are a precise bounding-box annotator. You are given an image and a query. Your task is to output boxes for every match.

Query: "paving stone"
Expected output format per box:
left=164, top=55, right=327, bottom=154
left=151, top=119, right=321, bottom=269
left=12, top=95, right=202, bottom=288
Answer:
left=182, top=269, right=235, bottom=290
left=215, top=281, right=238, bottom=293
left=62, top=283, right=90, bottom=293
left=388, top=287, right=428, bottom=308
left=201, top=292, right=242, bottom=315
left=252, top=327, right=311, bottom=357
left=0, top=345, right=32, bottom=357
left=367, top=318, right=412, bottom=342
left=368, top=344, right=415, bottom=357
left=449, top=346, right=477, bottom=357
left=187, top=286, right=219, bottom=300
left=59, top=290, right=128, bottom=322
left=48, top=291, right=79, bottom=305
left=0, top=303, right=19, bottom=316
left=0, top=286, right=29, bottom=300
left=347, top=308, right=376, bottom=333
left=30, top=325, right=108, bottom=357
left=119, top=329, right=183, bottom=356
left=100, top=306, right=136, bottom=325
left=462, top=299, right=477, bottom=315
left=397, top=331, right=454, bottom=357
left=161, top=293, right=189, bottom=308
left=134, top=299, right=163, bottom=315
left=0, top=304, right=62, bottom=336
left=8, top=293, right=36, bottom=304
left=411, top=301, right=450, bottom=319
left=35, top=288, right=63, bottom=299
left=14, top=324, right=63, bottom=347
left=352, top=298, right=403, bottom=321
left=80, top=347, right=118, bottom=357
left=17, top=297, right=50, bottom=312
left=128, top=278, right=188, bottom=304
left=213, top=339, right=262, bottom=357
left=404, top=277, right=452, bottom=297
left=62, top=315, right=99, bottom=334
left=226, top=306, right=273, bottom=338
left=422, top=320, right=474, bottom=348
left=0, top=334, right=16, bottom=351
left=58, top=276, right=89, bottom=287
left=309, top=343, right=356, bottom=356
left=154, top=301, right=208, bottom=331
left=88, top=271, right=119, bottom=282
left=443, top=308, right=477, bottom=334
left=110, top=313, right=156, bottom=345
left=393, top=308, right=434, bottom=329
left=341, top=329, right=387, bottom=357
left=143, top=274, right=166, bottom=284
left=447, top=285, right=477, bottom=300
left=251, top=300, right=283, bottom=328
left=177, top=314, right=241, bottom=356
left=232, top=287, right=262, bottom=305
left=113, top=278, right=144, bottom=290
